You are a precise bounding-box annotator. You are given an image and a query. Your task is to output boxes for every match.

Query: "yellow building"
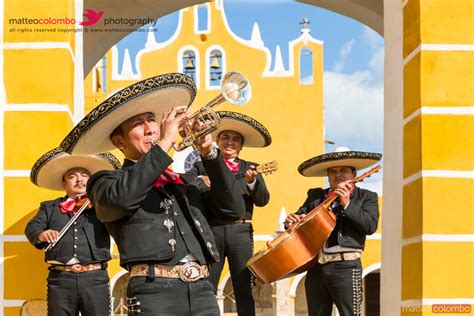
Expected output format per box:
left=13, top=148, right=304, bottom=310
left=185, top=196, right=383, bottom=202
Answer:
left=85, top=3, right=328, bottom=314
left=1, top=0, right=472, bottom=315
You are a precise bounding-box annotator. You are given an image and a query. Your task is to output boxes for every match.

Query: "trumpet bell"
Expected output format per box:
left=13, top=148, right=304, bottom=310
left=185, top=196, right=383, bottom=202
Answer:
left=221, top=72, right=252, bottom=106
left=173, top=71, right=251, bottom=152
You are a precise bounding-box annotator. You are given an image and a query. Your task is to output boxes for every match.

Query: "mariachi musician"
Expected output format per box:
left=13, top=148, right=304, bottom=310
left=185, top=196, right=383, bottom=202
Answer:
left=58, top=73, right=246, bottom=315
left=284, top=147, right=381, bottom=316
left=25, top=147, right=120, bottom=316
left=184, top=111, right=272, bottom=316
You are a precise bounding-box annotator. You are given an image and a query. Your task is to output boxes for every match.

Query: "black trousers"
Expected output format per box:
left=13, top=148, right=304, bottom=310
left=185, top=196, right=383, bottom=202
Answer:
left=305, top=259, right=363, bottom=316
left=47, top=269, right=110, bottom=316
left=209, top=223, right=255, bottom=316
left=127, top=276, right=219, bottom=315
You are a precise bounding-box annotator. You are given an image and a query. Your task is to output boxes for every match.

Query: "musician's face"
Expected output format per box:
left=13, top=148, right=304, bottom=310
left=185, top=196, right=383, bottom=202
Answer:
left=327, top=166, right=356, bottom=190
left=62, top=168, right=90, bottom=198
left=111, top=112, right=159, bottom=160
left=217, top=130, right=243, bottom=159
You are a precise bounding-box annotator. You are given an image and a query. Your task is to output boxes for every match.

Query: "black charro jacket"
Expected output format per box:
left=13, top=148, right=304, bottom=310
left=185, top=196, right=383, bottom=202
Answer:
left=25, top=197, right=112, bottom=263
left=86, top=145, right=245, bottom=269
left=183, top=158, right=269, bottom=225
left=295, top=187, right=379, bottom=250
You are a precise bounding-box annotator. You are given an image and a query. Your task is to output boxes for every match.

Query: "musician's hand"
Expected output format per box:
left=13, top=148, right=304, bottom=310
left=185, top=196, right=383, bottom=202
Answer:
left=39, top=229, right=60, bottom=244
left=199, top=175, right=211, bottom=187
left=284, top=214, right=305, bottom=229
left=195, top=134, right=214, bottom=157
left=245, top=166, right=258, bottom=184
left=334, top=180, right=353, bottom=207
left=158, top=106, right=188, bottom=152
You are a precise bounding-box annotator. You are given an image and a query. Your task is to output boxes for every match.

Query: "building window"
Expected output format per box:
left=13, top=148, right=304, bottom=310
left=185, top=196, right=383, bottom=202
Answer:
left=197, top=4, right=209, bottom=33
left=93, top=56, right=107, bottom=93
left=183, top=50, right=196, bottom=82
left=299, top=47, right=313, bottom=85
left=209, top=50, right=222, bottom=87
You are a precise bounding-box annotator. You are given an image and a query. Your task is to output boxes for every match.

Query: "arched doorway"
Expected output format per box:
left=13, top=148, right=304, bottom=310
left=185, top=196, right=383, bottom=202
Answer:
left=111, top=272, right=131, bottom=316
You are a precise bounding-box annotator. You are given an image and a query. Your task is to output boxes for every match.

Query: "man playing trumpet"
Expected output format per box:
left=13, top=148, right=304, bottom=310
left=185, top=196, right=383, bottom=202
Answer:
left=25, top=148, right=120, bottom=315
left=59, top=73, right=245, bottom=315
left=184, top=111, right=272, bottom=315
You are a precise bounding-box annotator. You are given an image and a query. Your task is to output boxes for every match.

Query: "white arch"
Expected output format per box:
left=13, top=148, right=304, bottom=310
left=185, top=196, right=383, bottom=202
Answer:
left=362, top=262, right=381, bottom=278
left=109, top=268, right=129, bottom=291
left=216, top=271, right=232, bottom=296
left=289, top=272, right=307, bottom=297
left=205, top=44, right=227, bottom=90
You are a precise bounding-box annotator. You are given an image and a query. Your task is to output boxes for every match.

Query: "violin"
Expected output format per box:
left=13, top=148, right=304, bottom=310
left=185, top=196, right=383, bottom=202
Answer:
left=44, top=195, right=93, bottom=252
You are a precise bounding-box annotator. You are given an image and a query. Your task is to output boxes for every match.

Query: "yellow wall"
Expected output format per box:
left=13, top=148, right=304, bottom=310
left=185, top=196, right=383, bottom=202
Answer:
left=3, top=0, right=78, bottom=311
left=402, top=0, right=474, bottom=313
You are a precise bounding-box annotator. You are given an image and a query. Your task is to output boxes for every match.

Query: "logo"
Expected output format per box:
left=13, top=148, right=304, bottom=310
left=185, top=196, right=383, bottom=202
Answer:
left=80, top=9, right=104, bottom=26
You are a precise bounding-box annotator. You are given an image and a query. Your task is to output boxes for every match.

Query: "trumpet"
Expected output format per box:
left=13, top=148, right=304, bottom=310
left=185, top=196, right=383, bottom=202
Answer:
left=174, top=71, right=252, bottom=151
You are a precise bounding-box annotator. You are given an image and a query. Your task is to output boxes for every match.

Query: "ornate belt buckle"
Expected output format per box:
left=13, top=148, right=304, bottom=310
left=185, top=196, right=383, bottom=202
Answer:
left=179, top=262, right=202, bottom=282
left=71, top=264, right=84, bottom=273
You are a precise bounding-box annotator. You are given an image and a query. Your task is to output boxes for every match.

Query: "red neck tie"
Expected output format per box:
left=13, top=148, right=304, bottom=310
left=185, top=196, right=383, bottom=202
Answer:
left=154, top=168, right=185, bottom=188
left=224, top=159, right=239, bottom=172
left=59, top=199, right=78, bottom=214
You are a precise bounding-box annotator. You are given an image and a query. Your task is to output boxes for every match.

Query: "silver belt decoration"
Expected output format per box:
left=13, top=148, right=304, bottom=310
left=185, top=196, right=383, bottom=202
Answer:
left=317, top=251, right=361, bottom=265
left=127, top=297, right=141, bottom=314
left=129, top=263, right=209, bottom=282
left=352, top=268, right=362, bottom=316
left=179, top=262, right=205, bottom=282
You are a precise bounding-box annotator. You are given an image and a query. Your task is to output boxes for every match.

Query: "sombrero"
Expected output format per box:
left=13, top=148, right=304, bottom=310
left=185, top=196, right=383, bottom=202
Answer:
left=61, top=73, right=196, bottom=155
left=211, top=111, right=271, bottom=148
left=30, top=147, right=121, bottom=191
left=298, top=147, right=382, bottom=177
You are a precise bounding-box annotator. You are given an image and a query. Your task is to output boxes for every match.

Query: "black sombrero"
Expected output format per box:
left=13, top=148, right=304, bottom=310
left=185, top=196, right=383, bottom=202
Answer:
left=61, top=73, right=196, bottom=155
left=30, top=147, right=121, bottom=191
left=211, top=111, right=272, bottom=148
left=298, top=147, right=382, bottom=177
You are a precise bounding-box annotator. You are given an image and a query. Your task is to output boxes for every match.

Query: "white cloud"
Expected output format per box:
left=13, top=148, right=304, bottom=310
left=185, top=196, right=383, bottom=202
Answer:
left=333, top=38, right=355, bottom=72
left=323, top=70, right=383, bottom=153
left=323, top=26, right=384, bottom=194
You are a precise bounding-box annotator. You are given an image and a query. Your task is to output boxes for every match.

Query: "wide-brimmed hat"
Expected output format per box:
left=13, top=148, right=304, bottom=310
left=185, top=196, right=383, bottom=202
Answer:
left=298, top=147, right=382, bottom=177
left=30, top=147, right=121, bottom=191
left=211, top=111, right=271, bottom=148
left=61, top=73, right=196, bottom=155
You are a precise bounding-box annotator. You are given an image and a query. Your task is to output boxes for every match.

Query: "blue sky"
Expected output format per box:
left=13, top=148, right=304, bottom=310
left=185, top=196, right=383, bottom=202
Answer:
left=114, top=0, right=385, bottom=192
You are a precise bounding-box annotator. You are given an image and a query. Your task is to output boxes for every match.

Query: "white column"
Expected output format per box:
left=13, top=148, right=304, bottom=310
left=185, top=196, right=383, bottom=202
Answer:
left=381, top=0, right=404, bottom=315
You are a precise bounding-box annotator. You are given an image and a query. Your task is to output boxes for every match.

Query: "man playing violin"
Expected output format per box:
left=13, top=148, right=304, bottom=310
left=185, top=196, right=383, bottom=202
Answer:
left=284, top=147, right=381, bottom=316
left=184, top=111, right=272, bottom=316
left=25, top=148, right=120, bottom=315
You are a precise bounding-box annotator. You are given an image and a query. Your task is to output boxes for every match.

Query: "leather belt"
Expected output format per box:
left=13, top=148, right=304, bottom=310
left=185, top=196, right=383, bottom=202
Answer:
left=130, top=263, right=209, bottom=282
left=318, top=251, right=361, bottom=265
left=234, top=219, right=252, bottom=224
left=50, top=263, right=103, bottom=273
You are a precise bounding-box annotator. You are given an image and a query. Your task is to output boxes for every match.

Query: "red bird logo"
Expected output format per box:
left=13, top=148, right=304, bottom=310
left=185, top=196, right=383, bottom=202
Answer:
left=80, top=9, right=104, bottom=26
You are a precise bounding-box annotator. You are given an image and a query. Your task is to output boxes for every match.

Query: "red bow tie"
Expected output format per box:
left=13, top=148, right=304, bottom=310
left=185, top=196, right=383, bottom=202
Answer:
left=59, top=199, right=78, bottom=214
left=154, top=168, right=185, bottom=188
left=224, top=159, right=239, bottom=172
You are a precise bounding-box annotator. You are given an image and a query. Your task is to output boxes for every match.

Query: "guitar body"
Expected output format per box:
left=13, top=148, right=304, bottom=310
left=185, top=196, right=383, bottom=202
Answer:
left=247, top=206, right=336, bottom=284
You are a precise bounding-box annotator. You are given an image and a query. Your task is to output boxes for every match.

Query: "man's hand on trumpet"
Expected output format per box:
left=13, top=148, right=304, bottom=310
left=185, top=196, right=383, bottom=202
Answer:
left=194, top=134, right=214, bottom=158
left=156, top=106, right=188, bottom=153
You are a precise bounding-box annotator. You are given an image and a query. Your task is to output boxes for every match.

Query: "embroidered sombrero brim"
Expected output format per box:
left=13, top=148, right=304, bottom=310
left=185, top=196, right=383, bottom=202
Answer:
left=211, top=111, right=271, bottom=148
left=61, top=73, right=196, bottom=155
left=30, top=147, right=121, bottom=191
left=298, top=151, right=382, bottom=177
